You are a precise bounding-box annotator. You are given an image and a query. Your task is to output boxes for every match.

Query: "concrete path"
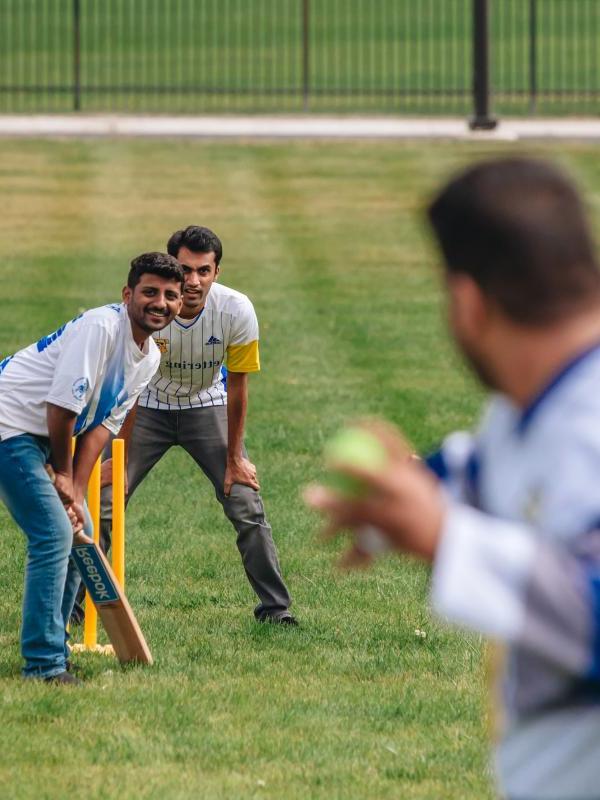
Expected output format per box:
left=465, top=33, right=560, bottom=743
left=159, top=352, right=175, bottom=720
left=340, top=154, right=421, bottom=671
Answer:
left=0, top=115, right=599, bottom=140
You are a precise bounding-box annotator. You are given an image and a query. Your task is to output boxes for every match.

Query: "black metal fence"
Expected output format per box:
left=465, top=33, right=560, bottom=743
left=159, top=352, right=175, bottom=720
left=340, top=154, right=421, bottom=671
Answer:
left=493, top=0, right=599, bottom=115
left=0, top=1, right=598, bottom=116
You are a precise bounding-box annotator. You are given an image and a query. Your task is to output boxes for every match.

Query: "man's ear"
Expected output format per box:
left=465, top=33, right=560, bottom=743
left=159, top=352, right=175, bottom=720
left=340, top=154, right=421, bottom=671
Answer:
left=446, top=273, right=490, bottom=339
left=214, top=265, right=220, bottom=282
left=122, top=285, right=131, bottom=304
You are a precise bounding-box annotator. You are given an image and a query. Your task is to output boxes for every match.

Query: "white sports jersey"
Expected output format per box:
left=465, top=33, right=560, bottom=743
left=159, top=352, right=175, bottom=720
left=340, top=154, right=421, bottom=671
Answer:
left=0, top=303, right=160, bottom=440
left=139, top=281, right=260, bottom=410
left=427, top=342, right=600, bottom=800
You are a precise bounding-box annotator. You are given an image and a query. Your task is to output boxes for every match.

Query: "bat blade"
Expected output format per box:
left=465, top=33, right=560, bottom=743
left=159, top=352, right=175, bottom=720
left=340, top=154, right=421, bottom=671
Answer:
left=71, top=531, right=153, bottom=665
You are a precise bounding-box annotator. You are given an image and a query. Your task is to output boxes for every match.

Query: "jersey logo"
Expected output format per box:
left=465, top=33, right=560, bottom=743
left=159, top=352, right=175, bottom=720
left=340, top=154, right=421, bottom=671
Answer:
left=72, top=377, right=89, bottom=401
left=205, top=335, right=222, bottom=345
left=154, top=338, right=169, bottom=354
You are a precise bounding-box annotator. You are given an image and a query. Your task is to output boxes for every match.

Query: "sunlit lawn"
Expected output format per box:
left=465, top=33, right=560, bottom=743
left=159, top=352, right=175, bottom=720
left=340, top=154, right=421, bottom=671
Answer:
left=1, top=138, right=599, bottom=799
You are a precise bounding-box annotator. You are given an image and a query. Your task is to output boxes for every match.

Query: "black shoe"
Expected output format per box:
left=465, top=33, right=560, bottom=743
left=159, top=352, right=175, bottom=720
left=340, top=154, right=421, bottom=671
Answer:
left=277, top=614, right=299, bottom=626
left=65, top=660, right=81, bottom=675
left=43, top=671, right=81, bottom=686
left=257, top=612, right=299, bottom=626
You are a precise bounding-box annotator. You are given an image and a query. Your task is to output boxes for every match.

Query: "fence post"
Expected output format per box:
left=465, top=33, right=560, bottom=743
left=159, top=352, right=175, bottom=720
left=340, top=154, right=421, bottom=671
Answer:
left=529, top=0, right=537, bottom=113
left=469, top=0, right=497, bottom=129
left=302, top=0, right=310, bottom=111
left=73, top=0, right=81, bottom=111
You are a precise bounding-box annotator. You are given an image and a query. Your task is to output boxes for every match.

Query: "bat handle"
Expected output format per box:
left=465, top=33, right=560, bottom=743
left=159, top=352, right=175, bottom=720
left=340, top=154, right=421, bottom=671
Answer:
left=72, top=528, right=90, bottom=546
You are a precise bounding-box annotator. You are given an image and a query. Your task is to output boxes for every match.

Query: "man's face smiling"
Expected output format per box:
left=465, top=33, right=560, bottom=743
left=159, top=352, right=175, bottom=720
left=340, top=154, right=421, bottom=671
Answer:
left=177, top=246, right=220, bottom=319
left=123, top=273, right=183, bottom=344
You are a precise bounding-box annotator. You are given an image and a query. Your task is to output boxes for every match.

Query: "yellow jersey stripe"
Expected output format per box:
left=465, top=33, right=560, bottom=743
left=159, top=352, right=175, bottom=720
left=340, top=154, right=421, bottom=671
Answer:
left=226, top=340, right=260, bottom=372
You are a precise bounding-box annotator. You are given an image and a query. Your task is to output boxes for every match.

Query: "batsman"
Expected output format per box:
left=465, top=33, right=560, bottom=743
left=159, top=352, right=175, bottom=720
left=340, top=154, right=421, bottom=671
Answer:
left=0, top=253, right=183, bottom=684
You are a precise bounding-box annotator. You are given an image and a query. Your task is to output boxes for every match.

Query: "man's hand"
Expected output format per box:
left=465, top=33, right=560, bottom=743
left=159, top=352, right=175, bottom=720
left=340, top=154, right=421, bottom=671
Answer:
left=305, top=422, right=446, bottom=565
left=53, top=471, right=75, bottom=507
left=100, top=458, right=129, bottom=493
left=46, top=466, right=85, bottom=532
left=66, top=501, right=85, bottom=533
left=224, top=457, right=259, bottom=496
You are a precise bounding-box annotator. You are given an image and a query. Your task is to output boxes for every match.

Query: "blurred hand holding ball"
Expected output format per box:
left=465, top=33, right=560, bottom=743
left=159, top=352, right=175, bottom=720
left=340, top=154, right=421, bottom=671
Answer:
left=323, top=425, right=393, bottom=559
left=324, top=426, right=389, bottom=497
left=306, top=420, right=442, bottom=564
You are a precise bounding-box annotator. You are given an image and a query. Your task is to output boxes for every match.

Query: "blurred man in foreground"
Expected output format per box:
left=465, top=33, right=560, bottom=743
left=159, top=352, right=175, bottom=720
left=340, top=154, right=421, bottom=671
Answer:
left=307, top=158, right=600, bottom=800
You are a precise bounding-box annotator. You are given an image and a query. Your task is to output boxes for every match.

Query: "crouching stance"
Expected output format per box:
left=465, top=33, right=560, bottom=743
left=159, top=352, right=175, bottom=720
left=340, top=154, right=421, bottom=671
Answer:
left=99, top=226, right=296, bottom=624
left=0, top=253, right=183, bottom=682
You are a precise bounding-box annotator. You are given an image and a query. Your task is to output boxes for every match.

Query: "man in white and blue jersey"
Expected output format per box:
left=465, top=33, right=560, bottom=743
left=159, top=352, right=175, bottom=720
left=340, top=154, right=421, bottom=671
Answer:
left=99, top=227, right=295, bottom=624
left=308, top=159, right=600, bottom=799
left=0, top=253, right=183, bottom=683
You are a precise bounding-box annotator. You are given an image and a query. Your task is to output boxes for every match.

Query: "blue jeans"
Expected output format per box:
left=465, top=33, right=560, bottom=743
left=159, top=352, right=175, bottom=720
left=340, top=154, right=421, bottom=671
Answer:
left=0, top=434, right=89, bottom=678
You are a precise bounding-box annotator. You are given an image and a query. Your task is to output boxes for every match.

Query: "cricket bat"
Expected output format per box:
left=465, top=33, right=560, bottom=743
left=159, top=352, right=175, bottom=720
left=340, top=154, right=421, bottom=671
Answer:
left=71, top=529, right=153, bottom=665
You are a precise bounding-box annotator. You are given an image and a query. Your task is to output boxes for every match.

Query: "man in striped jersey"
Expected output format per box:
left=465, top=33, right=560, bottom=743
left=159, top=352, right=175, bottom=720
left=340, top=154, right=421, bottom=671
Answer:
left=99, top=226, right=295, bottom=624
left=308, top=159, right=600, bottom=799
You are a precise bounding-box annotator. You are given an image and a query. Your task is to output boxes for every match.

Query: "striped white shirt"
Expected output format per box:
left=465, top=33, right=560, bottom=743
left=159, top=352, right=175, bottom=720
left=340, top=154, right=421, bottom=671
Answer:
left=139, top=282, right=260, bottom=410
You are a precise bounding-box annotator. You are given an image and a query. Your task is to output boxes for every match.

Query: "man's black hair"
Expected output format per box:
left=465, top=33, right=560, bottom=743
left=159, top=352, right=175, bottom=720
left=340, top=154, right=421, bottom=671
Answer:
left=428, top=157, right=600, bottom=325
left=167, top=225, right=223, bottom=265
left=127, top=252, right=184, bottom=290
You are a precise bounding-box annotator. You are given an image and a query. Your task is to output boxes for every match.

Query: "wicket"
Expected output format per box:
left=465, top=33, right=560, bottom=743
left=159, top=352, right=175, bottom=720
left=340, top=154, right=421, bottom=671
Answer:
left=71, top=437, right=126, bottom=656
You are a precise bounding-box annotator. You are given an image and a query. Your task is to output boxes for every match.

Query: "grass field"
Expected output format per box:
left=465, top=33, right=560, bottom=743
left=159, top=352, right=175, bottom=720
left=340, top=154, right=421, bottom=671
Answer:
left=0, top=0, right=598, bottom=114
left=1, top=138, right=600, bottom=800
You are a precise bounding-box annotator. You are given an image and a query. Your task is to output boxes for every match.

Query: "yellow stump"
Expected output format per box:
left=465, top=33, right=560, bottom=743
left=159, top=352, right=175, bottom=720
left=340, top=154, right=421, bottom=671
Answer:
left=112, top=438, right=126, bottom=590
left=71, top=438, right=126, bottom=656
left=83, top=455, right=101, bottom=649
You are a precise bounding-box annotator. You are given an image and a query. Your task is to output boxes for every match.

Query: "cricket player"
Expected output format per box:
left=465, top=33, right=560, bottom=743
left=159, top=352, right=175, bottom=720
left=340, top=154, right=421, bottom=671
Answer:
left=0, top=253, right=183, bottom=683
left=307, top=158, right=600, bottom=799
left=99, top=226, right=295, bottom=624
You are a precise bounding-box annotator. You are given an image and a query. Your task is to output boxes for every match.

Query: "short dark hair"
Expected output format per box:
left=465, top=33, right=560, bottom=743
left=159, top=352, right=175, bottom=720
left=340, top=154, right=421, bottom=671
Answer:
left=167, top=225, right=223, bottom=265
left=127, top=252, right=184, bottom=290
left=428, top=158, right=600, bottom=325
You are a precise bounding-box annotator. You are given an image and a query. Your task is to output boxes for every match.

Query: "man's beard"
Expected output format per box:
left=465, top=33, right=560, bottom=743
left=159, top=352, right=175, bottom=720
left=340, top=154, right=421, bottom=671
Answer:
left=458, top=339, right=499, bottom=391
left=131, top=305, right=170, bottom=334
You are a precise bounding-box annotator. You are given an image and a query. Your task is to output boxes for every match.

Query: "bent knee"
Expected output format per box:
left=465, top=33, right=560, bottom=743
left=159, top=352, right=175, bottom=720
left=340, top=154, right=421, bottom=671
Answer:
left=221, top=484, right=266, bottom=520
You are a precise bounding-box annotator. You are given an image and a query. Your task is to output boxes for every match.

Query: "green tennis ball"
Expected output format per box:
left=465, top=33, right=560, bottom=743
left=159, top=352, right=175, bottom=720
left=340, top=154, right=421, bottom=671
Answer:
left=324, top=427, right=388, bottom=498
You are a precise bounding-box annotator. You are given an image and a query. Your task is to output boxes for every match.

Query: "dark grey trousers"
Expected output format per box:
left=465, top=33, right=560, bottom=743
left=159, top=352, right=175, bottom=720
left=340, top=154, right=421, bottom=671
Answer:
left=100, top=405, right=292, bottom=619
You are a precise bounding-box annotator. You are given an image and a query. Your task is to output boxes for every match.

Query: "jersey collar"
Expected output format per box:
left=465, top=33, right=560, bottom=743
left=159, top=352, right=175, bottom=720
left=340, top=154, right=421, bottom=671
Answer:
left=517, top=338, right=600, bottom=434
left=174, top=308, right=205, bottom=329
